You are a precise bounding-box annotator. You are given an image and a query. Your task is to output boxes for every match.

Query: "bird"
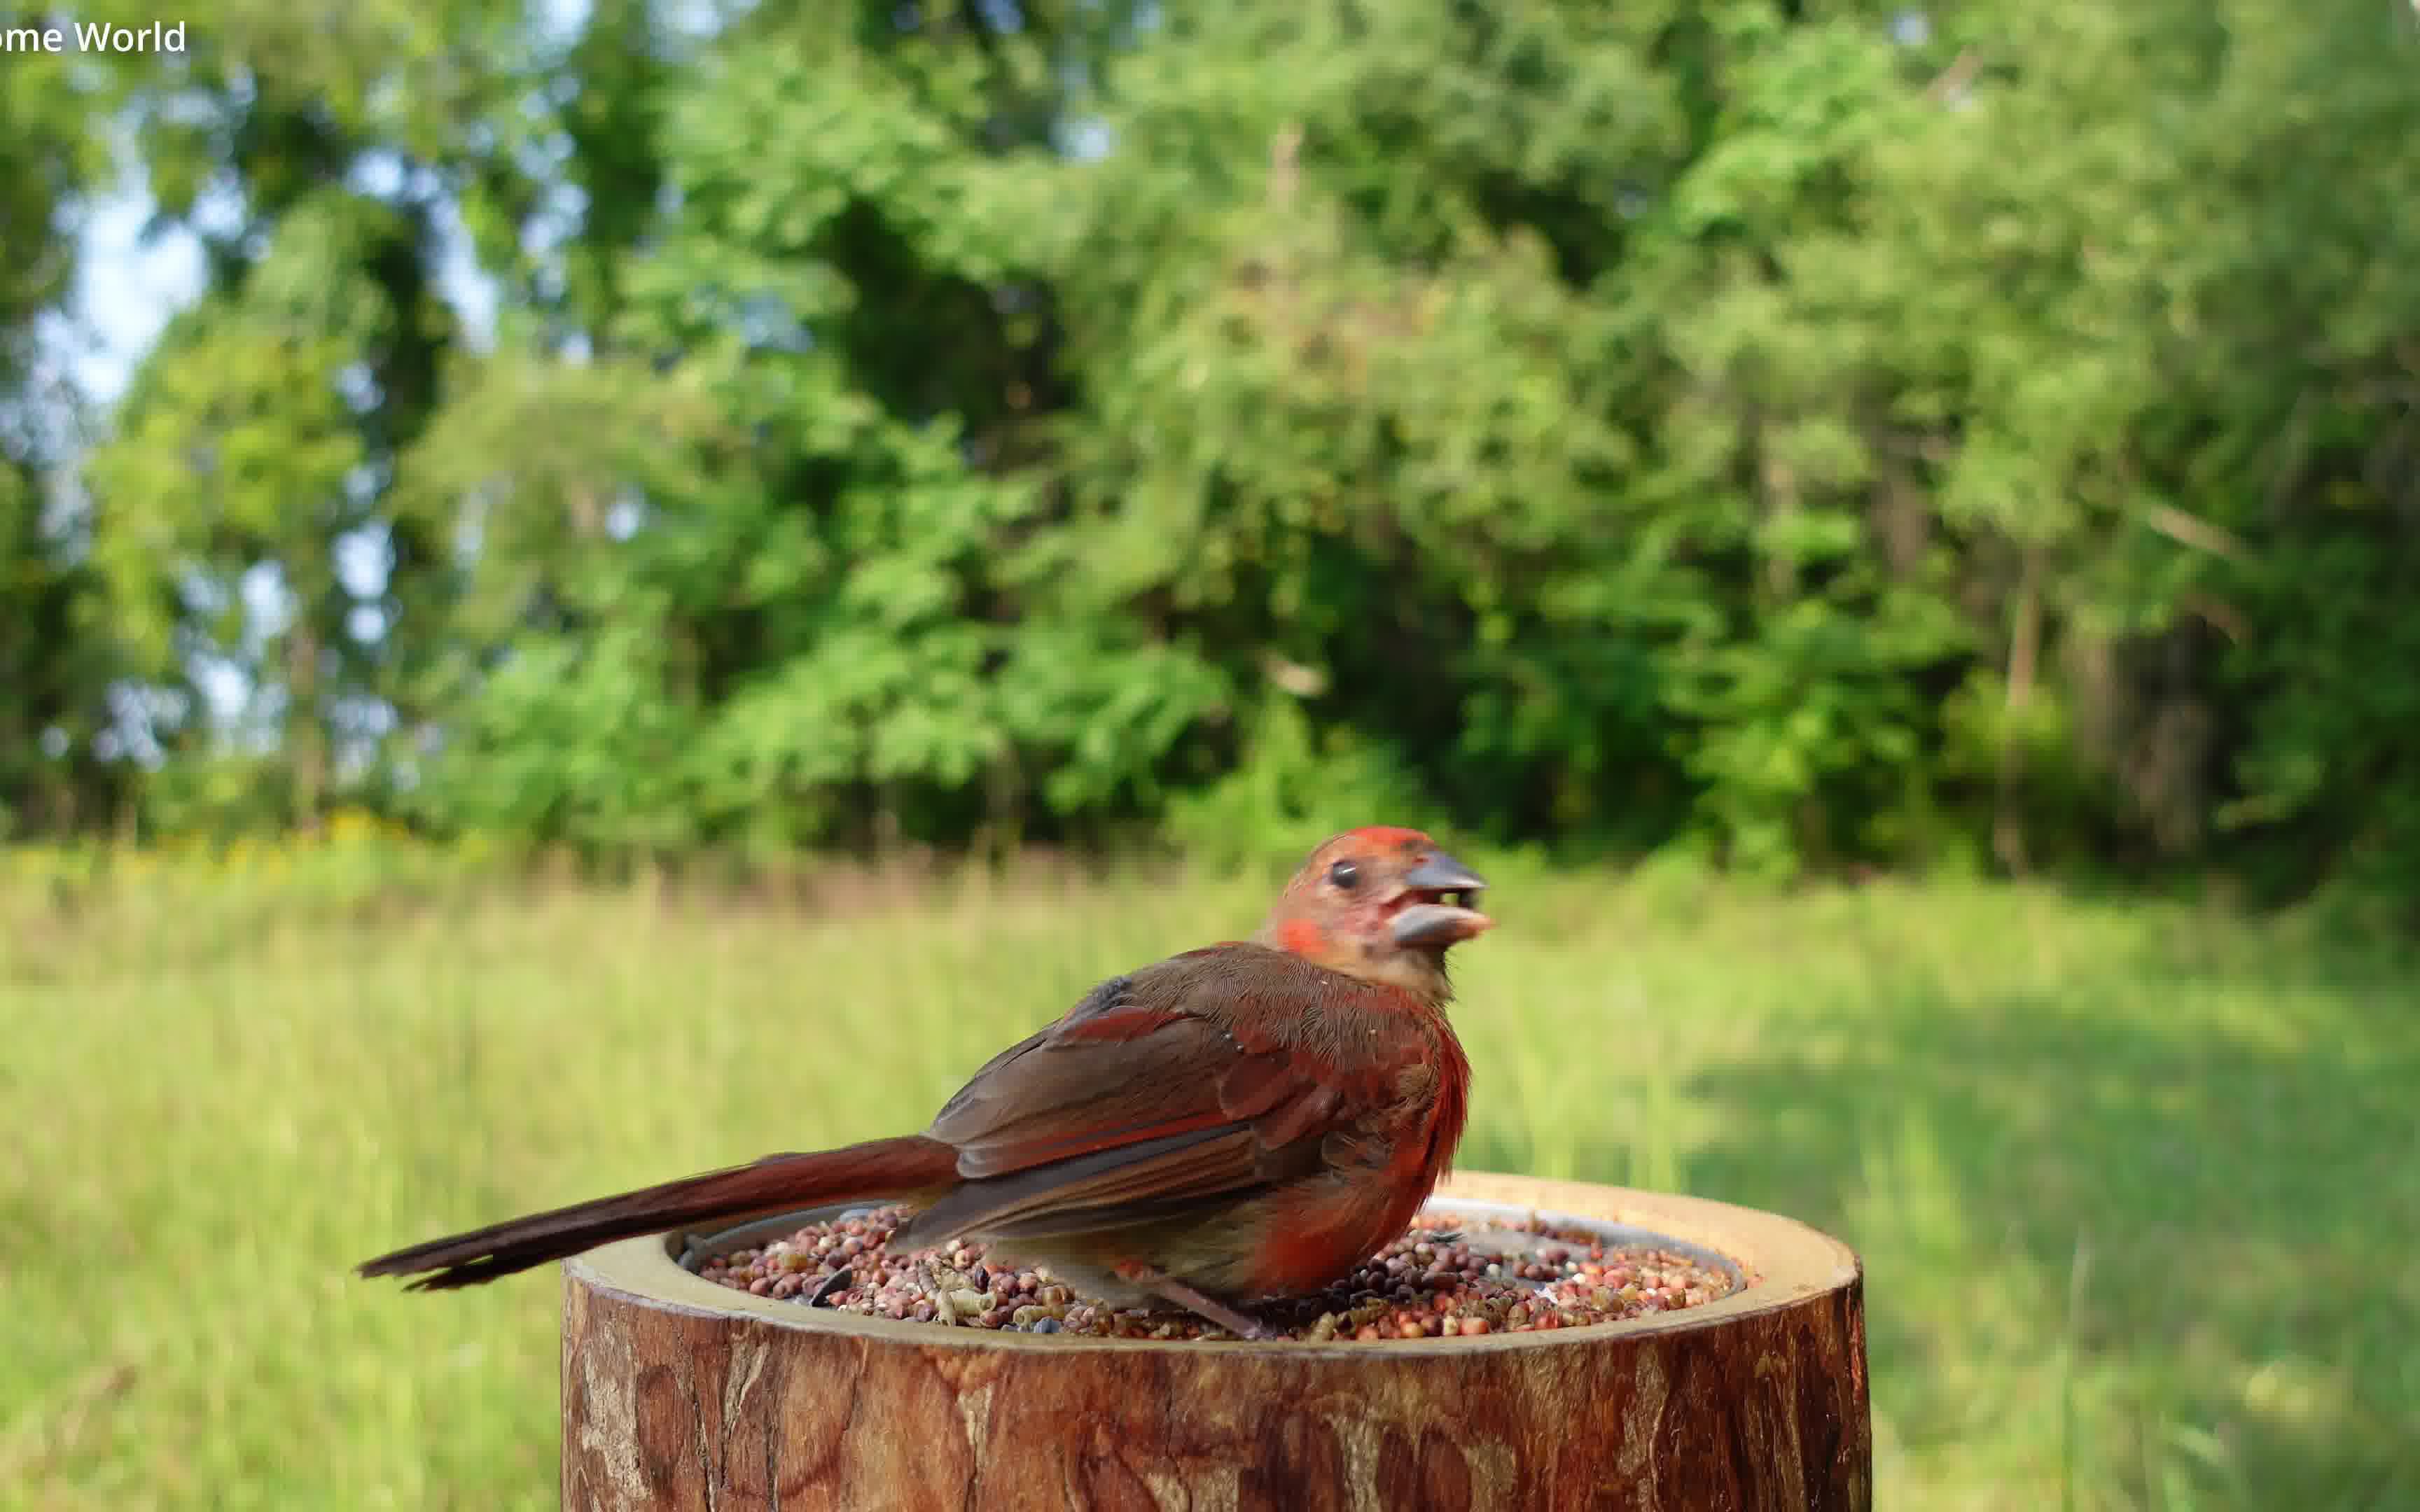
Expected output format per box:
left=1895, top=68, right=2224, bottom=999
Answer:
left=356, top=826, right=1492, bottom=1338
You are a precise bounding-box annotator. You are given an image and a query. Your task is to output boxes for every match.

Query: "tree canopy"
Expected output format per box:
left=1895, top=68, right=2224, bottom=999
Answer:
left=8, top=0, right=2419, bottom=898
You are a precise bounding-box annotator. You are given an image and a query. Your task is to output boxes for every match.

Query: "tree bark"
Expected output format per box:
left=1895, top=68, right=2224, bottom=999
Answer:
left=279, top=618, right=324, bottom=830
left=1994, top=549, right=2044, bottom=874
left=561, top=1172, right=1870, bottom=1511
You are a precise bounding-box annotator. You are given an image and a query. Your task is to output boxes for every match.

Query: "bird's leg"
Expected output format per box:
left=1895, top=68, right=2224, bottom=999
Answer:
left=1113, top=1261, right=1273, bottom=1340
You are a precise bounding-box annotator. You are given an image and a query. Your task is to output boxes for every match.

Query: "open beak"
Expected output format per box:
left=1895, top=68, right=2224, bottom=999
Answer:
left=1390, top=850, right=1493, bottom=948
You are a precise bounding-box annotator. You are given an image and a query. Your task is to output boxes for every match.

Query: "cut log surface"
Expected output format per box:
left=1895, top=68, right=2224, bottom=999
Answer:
left=561, top=1172, right=1869, bottom=1511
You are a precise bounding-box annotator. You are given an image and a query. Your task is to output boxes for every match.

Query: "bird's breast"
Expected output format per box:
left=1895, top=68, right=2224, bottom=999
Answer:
left=1243, top=1161, right=1445, bottom=1296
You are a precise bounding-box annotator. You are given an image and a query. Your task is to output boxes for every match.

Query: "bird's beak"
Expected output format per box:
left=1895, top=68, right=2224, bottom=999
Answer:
left=1391, top=851, right=1492, bottom=948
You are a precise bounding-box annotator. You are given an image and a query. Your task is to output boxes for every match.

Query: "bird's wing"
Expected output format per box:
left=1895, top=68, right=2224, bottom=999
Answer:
left=894, top=945, right=1408, bottom=1248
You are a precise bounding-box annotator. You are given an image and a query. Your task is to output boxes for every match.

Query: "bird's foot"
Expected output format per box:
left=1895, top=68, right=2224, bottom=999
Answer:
left=1115, top=1262, right=1274, bottom=1340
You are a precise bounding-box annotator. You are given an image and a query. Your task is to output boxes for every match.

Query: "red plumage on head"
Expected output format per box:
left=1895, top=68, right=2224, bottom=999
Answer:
left=1277, top=917, right=1326, bottom=955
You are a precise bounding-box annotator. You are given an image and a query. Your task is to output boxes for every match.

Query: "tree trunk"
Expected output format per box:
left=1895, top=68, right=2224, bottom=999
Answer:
left=560, top=1172, right=1870, bottom=1511
left=285, top=623, right=324, bottom=830
left=1994, top=550, right=2043, bottom=874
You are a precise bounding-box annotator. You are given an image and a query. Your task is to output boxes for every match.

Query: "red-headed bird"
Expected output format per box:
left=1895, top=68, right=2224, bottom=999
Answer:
left=357, top=827, right=1491, bottom=1336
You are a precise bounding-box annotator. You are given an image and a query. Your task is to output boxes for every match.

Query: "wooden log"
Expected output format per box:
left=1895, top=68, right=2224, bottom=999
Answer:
left=561, top=1172, right=1868, bottom=1511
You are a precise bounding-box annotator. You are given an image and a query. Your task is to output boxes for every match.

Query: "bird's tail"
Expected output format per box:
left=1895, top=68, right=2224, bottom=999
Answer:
left=357, top=1135, right=960, bottom=1290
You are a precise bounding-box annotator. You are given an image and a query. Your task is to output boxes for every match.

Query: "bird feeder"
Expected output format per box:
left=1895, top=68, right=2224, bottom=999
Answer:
left=560, top=1172, right=1868, bottom=1509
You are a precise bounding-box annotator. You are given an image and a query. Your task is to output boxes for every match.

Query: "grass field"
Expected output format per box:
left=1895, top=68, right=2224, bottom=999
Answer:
left=3, top=844, right=2414, bottom=1509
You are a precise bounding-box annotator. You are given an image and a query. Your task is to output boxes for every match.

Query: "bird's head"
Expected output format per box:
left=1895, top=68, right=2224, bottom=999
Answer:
left=1257, top=826, right=1492, bottom=1000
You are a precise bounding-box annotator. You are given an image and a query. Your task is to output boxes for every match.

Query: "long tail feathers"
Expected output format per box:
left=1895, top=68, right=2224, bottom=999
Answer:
left=357, top=1135, right=960, bottom=1290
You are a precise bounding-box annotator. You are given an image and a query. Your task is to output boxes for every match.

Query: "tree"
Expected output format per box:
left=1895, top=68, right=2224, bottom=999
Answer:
left=0, top=36, right=120, bottom=837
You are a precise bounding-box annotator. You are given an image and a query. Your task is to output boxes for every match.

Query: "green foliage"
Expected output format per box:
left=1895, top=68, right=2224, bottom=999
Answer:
left=5, top=0, right=2416, bottom=899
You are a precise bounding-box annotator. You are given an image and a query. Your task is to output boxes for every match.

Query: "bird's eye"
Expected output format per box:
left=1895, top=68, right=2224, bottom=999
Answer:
left=1327, top=860, right=1361, bottom=890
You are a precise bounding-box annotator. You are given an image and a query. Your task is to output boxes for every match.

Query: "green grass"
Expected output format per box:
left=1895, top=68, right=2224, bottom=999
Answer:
left=3, top=850, right=2414, bottom=1508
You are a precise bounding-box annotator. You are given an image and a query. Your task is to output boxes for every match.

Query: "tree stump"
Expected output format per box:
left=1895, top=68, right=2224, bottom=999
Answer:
left=561, top=1172, right=1868, bottom=1510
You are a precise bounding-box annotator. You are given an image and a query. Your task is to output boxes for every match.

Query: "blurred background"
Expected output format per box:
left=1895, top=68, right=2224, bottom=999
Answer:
left=3, top=1, right=2416, bottom=1507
